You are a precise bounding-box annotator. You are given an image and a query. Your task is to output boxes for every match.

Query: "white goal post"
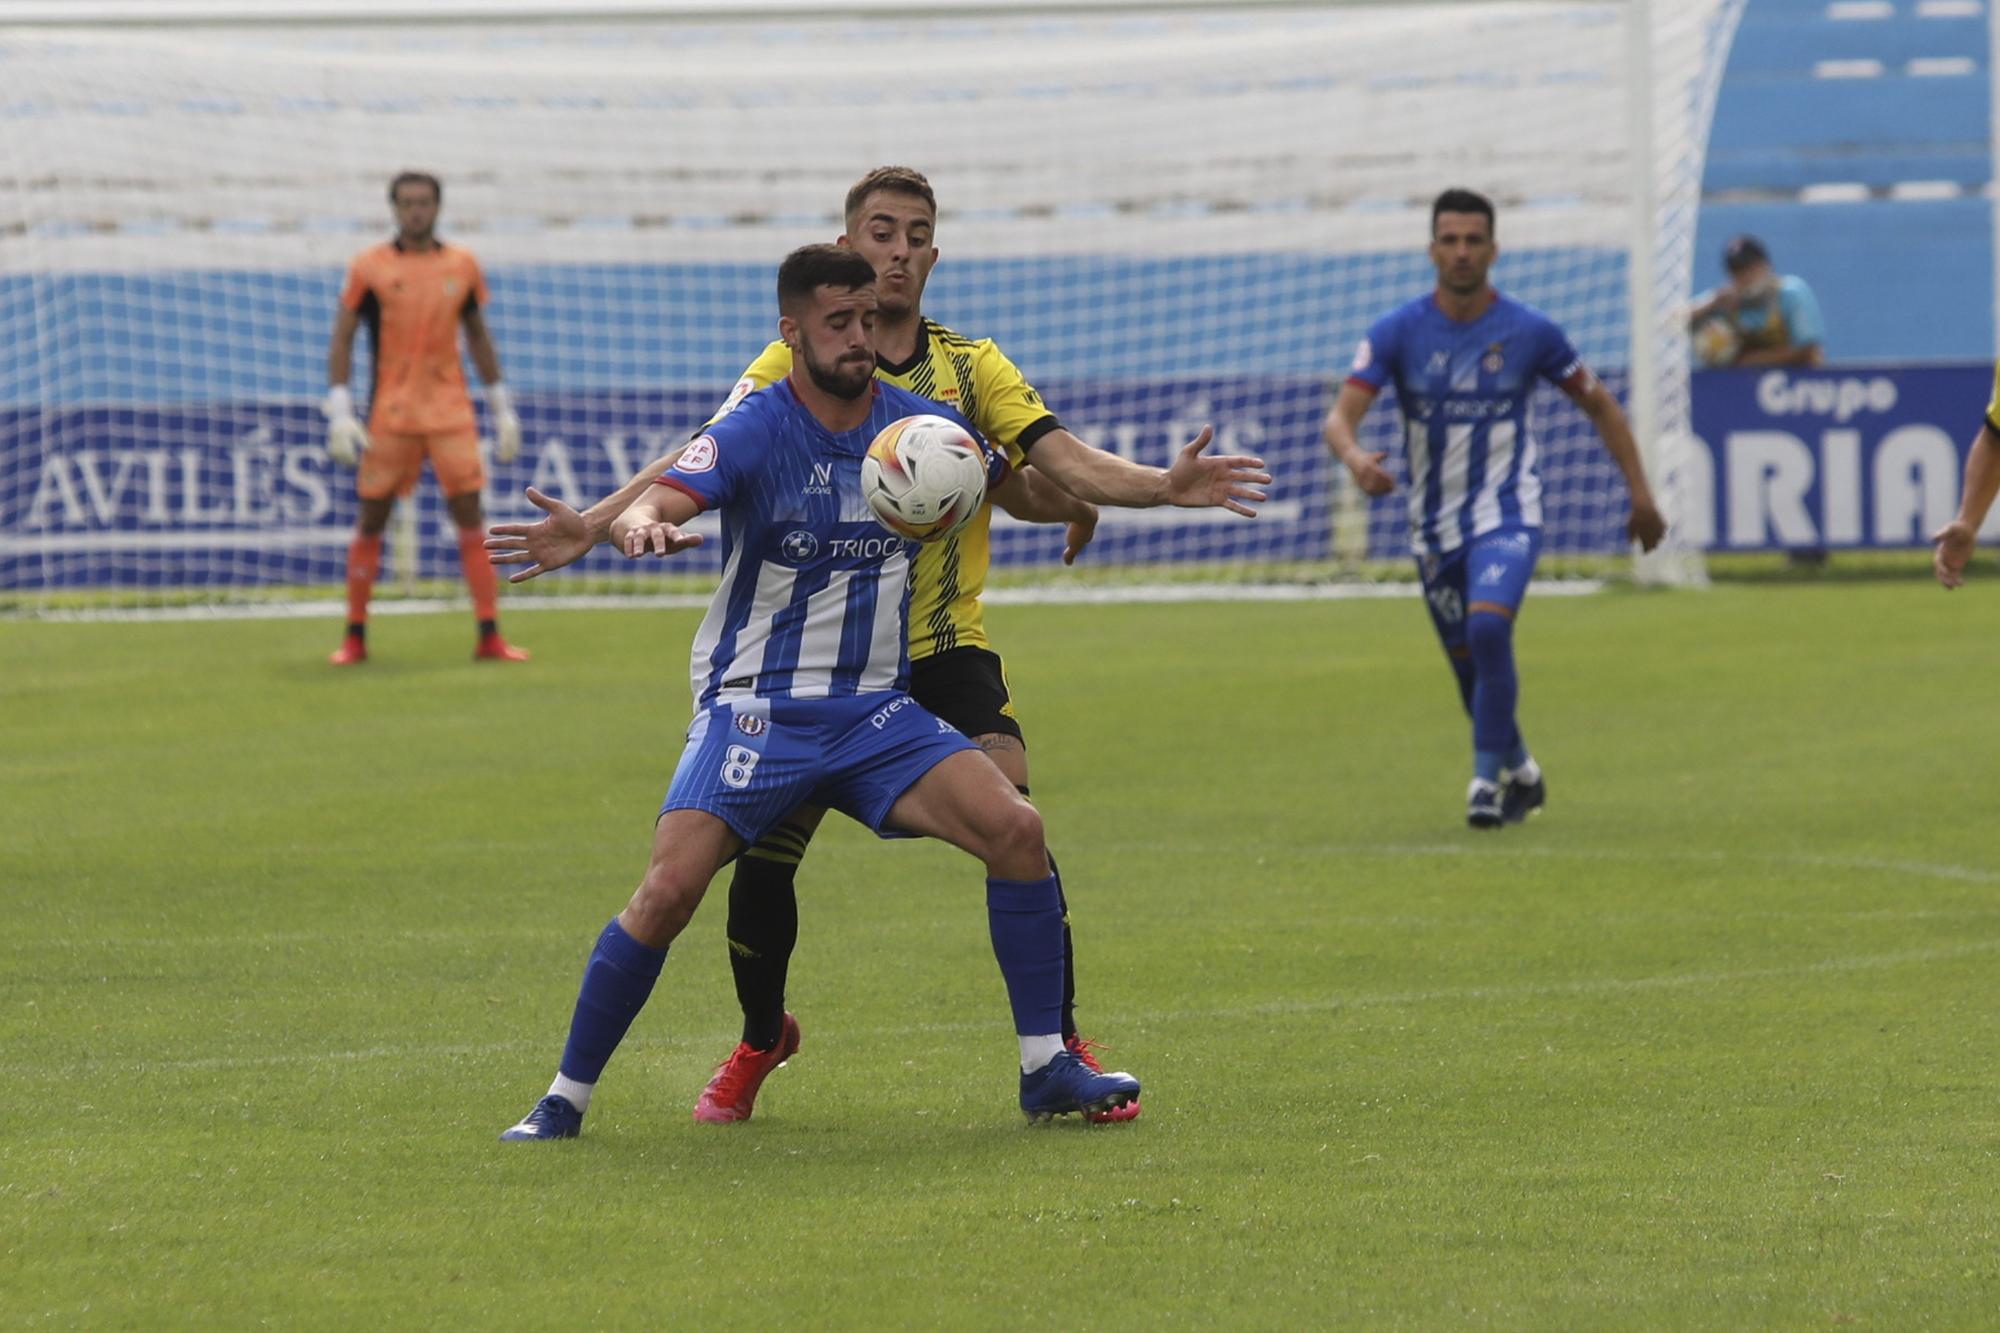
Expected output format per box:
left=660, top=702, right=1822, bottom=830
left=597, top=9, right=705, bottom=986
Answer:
left=0, top=0, right=1742, bottom=608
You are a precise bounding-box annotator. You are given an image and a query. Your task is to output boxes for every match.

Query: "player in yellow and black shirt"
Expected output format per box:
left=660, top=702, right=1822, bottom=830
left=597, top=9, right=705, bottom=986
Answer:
left=483, top=166, right=1271, bottom=1124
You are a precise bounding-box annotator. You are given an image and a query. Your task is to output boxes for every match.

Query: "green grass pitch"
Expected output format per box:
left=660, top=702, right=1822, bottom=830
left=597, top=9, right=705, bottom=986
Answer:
left=4, top=581, right=1997, bottom=1327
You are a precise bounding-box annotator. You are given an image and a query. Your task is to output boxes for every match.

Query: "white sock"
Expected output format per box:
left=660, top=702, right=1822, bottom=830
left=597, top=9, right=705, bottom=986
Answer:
left=1502, top=757, right=1542, bottom=786
left=1019, top=1033, right=1064, bottom=1074
left=1467, top=776, right=1499, bottom=797
left=548, top=1072, right=593, bottom=1113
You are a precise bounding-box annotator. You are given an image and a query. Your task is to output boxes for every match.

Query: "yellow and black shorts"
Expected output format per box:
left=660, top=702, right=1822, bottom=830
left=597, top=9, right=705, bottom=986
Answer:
left=909, top=646, right=1023, bottom=745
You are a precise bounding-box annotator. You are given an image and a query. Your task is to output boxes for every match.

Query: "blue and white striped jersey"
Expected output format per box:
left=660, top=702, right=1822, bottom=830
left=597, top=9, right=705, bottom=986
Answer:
left=1347, top=291, right=1588, bottom=556
left=657, top=377, right=988, bottom=710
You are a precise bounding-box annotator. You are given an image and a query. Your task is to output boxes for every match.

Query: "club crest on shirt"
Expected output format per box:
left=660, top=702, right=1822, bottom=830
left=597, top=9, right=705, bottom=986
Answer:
left=679, top=435, right=718, bottom=472
left=1351, top=338, right=1372, bottom=373
left=733, top=713, right=767, bottom=738
left=1482, top=342, right=1505, bottom=374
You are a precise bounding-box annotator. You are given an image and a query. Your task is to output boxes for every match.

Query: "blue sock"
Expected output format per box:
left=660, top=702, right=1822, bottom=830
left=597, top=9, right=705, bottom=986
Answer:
left=1466, top=611, right=1519, bottom=785
left=1446, top=650, right=1476, bottom=716
left=557, top=918, right=667, bottom=1085
left=986, top=873, right=1065, bottom=1037
left=1504, top=736, right=1531, bottom=771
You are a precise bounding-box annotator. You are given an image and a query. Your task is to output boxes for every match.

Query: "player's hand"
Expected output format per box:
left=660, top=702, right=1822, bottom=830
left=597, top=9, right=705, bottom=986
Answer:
left=494, top=411, right=523, bottom=465
left=1627, top=496, right=1667, bottom=552
left=1933, top=519, right=1976, bottom=589
left=1062, top=503, right=1099, bottom=566
left=485, top=485, right=597, bottom=583
left=1346, top=450, right=1396, bottom=497
left=619, top=519, right=702, bottom=560
left=488, top=383, right=523, bottom=464
left=322, top=384, right=369, bottom=468
left=1163, top=425, right=1271, bottom=516
left=326, top=419, right=370, bottom=469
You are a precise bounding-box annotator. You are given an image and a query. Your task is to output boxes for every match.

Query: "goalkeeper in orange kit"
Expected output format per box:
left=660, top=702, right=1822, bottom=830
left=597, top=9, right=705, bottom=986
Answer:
left=323, top=170, right=528, bottom=665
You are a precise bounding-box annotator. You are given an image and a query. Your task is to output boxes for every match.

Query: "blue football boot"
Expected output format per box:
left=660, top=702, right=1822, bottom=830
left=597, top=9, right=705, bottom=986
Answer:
left=1020, top=1049, right=1141, bottom=1122
left=499, top=1094, right=584, bottom=1142
left=1466, top=778, right=1504, bottom=830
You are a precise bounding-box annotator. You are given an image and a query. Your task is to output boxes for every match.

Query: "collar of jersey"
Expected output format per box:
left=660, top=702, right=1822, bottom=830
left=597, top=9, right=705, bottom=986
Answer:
left=873, top=319, right=932, bottom=378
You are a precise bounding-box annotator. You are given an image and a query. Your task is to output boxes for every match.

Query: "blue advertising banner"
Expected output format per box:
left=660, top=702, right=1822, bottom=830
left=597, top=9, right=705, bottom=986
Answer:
left=1686, top=364, right=1993, bottom=550
left=27, top=362, right=1968, bottom=586
left=0, top=378, right=1336, bottom=590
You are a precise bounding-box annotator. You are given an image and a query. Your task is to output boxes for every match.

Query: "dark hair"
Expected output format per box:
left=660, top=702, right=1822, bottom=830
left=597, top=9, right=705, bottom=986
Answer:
left=1431, top=187, right=1495, bottom=237
left=844, top=165, right=936, bottom=228
left=388, top=171, right=442, bottom=204
left=777, top=243, right=877, bottom=315
left=1723, top=234, right=1769, bottom=272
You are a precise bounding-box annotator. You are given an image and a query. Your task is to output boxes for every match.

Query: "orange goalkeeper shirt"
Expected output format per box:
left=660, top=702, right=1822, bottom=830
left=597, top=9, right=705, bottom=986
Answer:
left=339, top=240, right=488, bottom=434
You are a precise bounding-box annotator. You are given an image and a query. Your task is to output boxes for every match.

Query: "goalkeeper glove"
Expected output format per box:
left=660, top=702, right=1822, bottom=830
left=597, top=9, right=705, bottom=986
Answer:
left=322, top=384, right=370, bottom=468
left=487, top=382, right=523, bottom=465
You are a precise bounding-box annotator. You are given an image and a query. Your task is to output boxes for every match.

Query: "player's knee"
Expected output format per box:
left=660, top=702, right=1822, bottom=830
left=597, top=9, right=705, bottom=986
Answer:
left=982, top=799, right=1046, bottom=873
left=628, top=860, right=707, bottom=944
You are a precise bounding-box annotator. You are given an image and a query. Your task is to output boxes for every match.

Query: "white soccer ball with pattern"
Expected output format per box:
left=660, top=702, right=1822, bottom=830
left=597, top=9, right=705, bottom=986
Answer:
left=860, top=414, right=990, bottom=543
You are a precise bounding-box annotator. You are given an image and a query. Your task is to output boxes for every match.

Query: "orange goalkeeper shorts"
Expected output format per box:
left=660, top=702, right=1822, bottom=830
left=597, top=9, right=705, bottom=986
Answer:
left=357, top=427, right=484, bottom=501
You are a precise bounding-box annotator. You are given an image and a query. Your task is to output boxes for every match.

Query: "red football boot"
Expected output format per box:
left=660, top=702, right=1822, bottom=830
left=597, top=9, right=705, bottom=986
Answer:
left=1068, top=1035, right=1141, bottom=1123
left=693, top=1013, right=802, bottom=1124
left=474, top=633, right=530, bottom=662
left=328, top=635, right=368, bottom=666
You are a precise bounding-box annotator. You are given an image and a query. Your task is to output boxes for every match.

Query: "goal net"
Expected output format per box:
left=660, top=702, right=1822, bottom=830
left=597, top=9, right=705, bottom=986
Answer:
left=0, top=0, right=1741, bottom=609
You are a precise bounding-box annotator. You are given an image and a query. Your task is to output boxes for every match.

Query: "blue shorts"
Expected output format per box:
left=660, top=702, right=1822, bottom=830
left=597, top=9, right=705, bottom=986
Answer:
left=660, top=691, right=978, bottom=845
left=1416, top=526, right=1542, bottom=651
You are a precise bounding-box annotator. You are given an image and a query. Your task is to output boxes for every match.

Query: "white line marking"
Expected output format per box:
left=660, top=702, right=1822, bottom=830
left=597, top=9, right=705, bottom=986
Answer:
left=15, top=936, right=1995, bottom=1081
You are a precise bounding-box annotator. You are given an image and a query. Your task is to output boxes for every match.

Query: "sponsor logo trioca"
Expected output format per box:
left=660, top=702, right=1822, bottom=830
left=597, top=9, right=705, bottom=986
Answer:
left=829, top=536, right=905, bottom=559
left=1755, top=372, right=1897, bottom=423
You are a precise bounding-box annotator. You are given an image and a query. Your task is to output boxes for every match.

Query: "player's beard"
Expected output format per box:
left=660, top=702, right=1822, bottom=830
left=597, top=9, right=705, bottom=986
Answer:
left=802, top=345, right=873, bottom=400
left=1441, top=263, right=1488, bottom=296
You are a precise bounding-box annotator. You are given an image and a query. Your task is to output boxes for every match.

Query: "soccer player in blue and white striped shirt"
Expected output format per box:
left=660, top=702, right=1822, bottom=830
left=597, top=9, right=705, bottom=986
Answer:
left=1323, top=188, right=1665, bottom=829
left=498, top=246, right=1138, bottom=1140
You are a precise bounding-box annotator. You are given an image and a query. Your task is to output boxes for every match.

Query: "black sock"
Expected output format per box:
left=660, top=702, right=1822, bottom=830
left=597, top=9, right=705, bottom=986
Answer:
left=727, top=840, right=805, bottom=1050
left=346, top=622, right=366, bottom=641
left=478, top=618, right=498, bottom=638
left=1048, top=849, right=1078, bottom=1042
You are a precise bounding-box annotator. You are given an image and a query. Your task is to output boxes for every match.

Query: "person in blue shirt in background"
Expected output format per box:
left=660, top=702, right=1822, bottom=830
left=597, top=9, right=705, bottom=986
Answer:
left=1688, top=234, right=1826, bottom=369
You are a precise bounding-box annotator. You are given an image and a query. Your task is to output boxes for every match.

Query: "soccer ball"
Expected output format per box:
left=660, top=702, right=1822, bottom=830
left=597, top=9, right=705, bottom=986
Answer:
left=860, top=414, right=990, bottom=543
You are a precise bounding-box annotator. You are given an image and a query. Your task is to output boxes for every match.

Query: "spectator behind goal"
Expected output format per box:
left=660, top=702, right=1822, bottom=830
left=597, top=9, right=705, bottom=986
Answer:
left=1688, top=235, right=1825, bottom=369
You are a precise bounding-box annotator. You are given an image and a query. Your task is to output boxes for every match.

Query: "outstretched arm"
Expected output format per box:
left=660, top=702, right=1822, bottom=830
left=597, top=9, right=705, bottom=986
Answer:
left=1321, top=380, right=1393, bottom=496
left=1566, top=375, right=1665, bottom=551
left=991, top=467, right=1099, bottom=566
left=485, top=442, right=690, bottom=582
left=1025, top=427, right=1269, bottom=515
left=1933, top=423, right=2000, bottom=589
left=609, top=481, right=704, bottom=562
